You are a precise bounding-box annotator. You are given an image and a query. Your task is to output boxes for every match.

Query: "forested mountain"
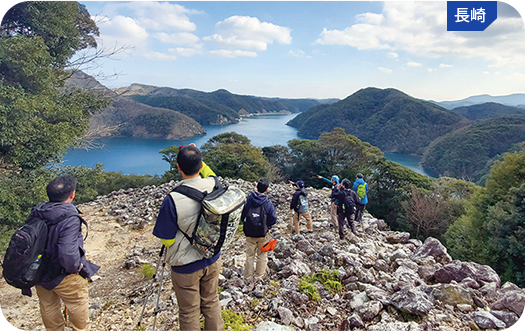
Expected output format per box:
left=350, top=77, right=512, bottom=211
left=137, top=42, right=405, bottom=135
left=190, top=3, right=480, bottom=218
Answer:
left=451, top=102, right=525, bottom=121
left=287, top=87, right=467, bottom=154
left=421, top=115, right=525, bottom=183
left=66, top=71, right=205, bottom=139
left=116, top=83, right=325, bottom=126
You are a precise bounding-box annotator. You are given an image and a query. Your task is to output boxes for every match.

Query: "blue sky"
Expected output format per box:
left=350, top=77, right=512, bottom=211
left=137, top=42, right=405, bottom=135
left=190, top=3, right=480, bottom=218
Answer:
left=2, top=1, right=525, bottom=102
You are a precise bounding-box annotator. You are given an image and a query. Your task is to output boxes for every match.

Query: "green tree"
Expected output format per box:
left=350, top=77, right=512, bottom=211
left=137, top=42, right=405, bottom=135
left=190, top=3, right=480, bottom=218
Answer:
left=201, top=132, right=271, bottom=182
left=367, top=159, right=433, bottom=230
left=315, top=127, right=383, bottom=181
left=0, top=2, right=109, bottom=237
left=2, top=1, right=99, bottom=67
left=445, top=149, right=525, bottom=286
left=262, top=144, right=293, bottom=181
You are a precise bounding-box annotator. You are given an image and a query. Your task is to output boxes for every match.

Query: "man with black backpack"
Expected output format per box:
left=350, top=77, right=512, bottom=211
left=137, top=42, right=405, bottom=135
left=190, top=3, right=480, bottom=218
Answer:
left=152, top=145, right=224, bottom=331
left=289, top=180, right=313, bottom=235
left=332, top=179, right=361, bottom=240
left=241, top=178, right=277, bottom=280
left=9, top=175, right=99, bottom=331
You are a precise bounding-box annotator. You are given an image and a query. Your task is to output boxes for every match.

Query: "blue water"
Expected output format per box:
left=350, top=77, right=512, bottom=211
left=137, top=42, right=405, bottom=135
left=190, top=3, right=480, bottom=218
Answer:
left=62, top=113, right=435, bottom=177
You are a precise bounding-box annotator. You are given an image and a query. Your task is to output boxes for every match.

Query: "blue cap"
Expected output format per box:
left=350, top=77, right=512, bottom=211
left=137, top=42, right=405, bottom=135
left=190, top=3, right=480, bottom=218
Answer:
left=331, top=175, right=340, bottom=183
left=296, top=181, right=305, bottom=188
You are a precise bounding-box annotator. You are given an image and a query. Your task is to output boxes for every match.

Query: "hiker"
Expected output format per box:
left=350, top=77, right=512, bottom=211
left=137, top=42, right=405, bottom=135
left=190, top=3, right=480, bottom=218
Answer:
left=152, top=144, right=224, bottom=331
left=241, top=178, right=277, bottom=280
left=331, top=178, right=361, bottom=239
left=352, top=173, right=369, bottom=224
left=317, top=174, right=340, bottom=228
left=34, top=175, right=100, bottom=331
left=289, top=180, right=313, bottom=234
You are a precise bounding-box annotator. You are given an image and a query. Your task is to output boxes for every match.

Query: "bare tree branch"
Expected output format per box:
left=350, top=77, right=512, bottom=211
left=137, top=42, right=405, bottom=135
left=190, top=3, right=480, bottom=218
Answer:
left=76, top=124, right=122, bottom=150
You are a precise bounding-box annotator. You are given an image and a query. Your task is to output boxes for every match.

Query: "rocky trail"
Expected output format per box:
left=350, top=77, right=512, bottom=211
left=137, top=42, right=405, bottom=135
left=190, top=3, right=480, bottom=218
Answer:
left=1, top=178, right=524, bottom=330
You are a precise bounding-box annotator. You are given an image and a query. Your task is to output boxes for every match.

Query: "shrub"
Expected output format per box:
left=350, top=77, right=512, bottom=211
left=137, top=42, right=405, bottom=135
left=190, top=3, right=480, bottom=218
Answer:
left=298, top=278, right=321, bottom=302
left=140, top=264, right=155, bottom=279
left=221, top=309, right=253, bottom=330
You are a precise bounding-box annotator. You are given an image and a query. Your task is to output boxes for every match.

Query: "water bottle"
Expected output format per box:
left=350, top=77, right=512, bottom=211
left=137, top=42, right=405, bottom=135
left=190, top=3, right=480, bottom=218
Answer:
left=22, top=254, right=42, bottom=283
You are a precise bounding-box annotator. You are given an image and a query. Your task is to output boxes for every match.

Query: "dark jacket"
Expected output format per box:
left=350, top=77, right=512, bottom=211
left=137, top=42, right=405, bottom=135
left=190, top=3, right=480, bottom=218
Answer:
left=331, top=188, right=360, bottom=215
left=34, top=202, right=100, bottom=290
left=241, top=192, right=278, bottom=235
left=290, top=188, right=308, bottom=212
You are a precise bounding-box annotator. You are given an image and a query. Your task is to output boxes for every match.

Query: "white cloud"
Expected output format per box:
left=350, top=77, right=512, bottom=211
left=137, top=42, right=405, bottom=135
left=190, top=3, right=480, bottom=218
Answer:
left=407, top=62, right=422, bottom=67
left=387, top=52, right=399, bottom=59
left=95, top=15, right=149, bottom=50
left=316, top=2, right=525, bottom=66
left=208, top=49, right=258, bottom=58
left=439, top=63, right=453, bottom=68
left=93, top=2, right=204, bottom=59
left=105, top=0, right=200, bottom=31
left=378, top=67, right=393, bottom=73
left=153, top=32, right=200, bottom=45
left=289, top=49, right=312, bottom=58
left=145, top=46, right=203, bottom=61
left=204, top=16, right=291, bottom=51
left=316, top=26, right=391, bottom=50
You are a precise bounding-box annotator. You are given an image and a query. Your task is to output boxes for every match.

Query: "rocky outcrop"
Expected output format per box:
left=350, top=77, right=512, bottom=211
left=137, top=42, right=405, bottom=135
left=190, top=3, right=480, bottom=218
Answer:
left=77, top=178, right=525, bottom=330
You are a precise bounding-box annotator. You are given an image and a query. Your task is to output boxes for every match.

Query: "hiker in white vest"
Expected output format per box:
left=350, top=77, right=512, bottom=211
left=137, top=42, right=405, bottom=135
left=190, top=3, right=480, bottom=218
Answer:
left=152, top=144, right=223, bottom=331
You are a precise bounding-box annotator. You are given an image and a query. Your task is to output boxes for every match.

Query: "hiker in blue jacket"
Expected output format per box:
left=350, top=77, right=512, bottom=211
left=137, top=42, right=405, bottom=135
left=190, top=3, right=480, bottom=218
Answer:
left=352, top=173, right=369, bottom=224
left=241, top=178, right=277, bottom=280
left=317, top=174, right=340, bottom=228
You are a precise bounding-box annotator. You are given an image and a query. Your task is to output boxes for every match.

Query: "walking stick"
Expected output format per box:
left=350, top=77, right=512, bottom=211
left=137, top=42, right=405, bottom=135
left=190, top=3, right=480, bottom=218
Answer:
left=152, top=246, right=167, bottom=331
left=136, top=245, right=165, bottom=331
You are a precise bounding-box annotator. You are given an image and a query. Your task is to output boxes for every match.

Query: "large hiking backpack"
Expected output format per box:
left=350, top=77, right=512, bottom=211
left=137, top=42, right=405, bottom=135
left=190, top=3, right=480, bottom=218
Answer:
left=243, top=203, right=268, bottom=238
left=172, top=177, right=246, bottom=259
left=1, top=207, right=80, bottom=296
left=356, top=183, right=367, bottom=200
left=342, top=190, right=357, bottom=214
left=298, top=194, right=309, bottom=213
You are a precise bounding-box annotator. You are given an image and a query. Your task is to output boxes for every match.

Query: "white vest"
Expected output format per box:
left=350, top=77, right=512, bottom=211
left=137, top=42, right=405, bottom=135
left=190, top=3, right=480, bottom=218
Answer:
left=165, top=176, right=216, bottom=266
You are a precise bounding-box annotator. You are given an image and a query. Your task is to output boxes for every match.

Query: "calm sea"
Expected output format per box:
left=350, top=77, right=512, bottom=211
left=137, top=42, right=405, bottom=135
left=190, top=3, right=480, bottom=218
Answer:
left=62, top=113, right=436, bottom=177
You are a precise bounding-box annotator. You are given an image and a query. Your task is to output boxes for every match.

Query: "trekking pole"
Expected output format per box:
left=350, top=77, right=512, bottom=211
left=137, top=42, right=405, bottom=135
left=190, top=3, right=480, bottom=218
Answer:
left=136, top=245, right=165, bottom=331
left=152, top=245, right=168, bottom=331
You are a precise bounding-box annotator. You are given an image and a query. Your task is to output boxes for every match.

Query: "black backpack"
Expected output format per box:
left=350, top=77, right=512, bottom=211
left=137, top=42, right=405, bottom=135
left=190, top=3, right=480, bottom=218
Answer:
left=243, top=203, right=268, bottom=238
left=1, top=207, right=81, bottom=296
left=342, top=189, right=358, bottom=214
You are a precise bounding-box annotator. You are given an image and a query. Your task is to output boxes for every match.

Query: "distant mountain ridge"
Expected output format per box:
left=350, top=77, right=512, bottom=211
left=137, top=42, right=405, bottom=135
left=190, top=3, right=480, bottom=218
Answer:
left=115, top=83, right=327, bottom=126
left=422, top=115, right=525, bottom=183
left=451, top=102, right=525, bottom=121
left=433, top=93, right=525, bottom=109
left=287, top=87, right=467, bottom=155
left=66, top=72, right=334, bottom=139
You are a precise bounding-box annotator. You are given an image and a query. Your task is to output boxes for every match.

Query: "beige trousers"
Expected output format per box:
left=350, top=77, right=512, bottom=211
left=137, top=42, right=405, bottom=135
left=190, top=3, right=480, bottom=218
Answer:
left=171, top=256, right=224, bottom=331
left=292, top=211, right=313, bottom=234
left=35, top=274, right=90, bottom=331
left=245, top=235, right=270, bottom=279
left=329, top=203, right=338, bottom=226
